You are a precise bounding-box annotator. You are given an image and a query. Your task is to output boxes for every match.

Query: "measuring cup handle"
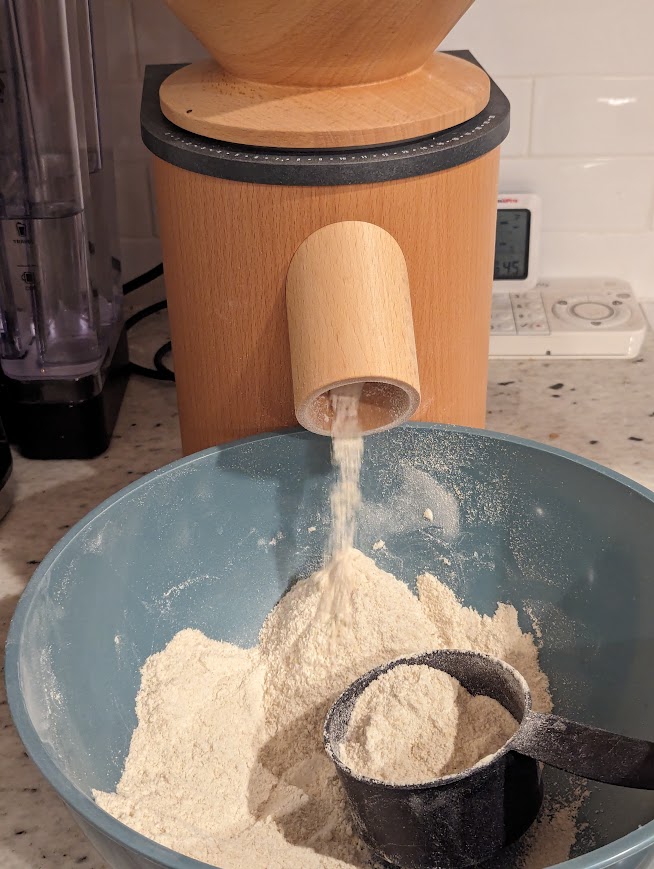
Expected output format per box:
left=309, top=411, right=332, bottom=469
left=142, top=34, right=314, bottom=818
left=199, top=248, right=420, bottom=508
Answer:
left=512, top=711, right=654, bottom=789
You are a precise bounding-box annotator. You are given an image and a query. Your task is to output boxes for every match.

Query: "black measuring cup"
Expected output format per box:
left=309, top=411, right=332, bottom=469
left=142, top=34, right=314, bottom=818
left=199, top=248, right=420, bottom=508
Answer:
left=324, top=649, right=654, bottom=869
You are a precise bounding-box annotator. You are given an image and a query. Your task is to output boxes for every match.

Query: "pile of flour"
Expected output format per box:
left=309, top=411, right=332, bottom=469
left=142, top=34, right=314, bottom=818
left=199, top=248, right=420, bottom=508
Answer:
left=339, top=663, right=518, bottom=784
left=95, top=548, right=557, bottom=868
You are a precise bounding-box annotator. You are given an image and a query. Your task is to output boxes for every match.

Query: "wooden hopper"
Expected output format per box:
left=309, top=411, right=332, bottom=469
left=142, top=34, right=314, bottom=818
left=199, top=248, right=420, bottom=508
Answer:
left=160, top=0, right=489, bottom=148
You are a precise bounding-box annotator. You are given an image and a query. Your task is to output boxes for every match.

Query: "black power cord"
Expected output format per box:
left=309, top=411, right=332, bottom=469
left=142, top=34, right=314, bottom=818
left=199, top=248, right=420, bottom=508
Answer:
left=122, top=263, right=164, bottom=295
left=122, top=264, right=174, bottom=382
left=153, top=340, right=173, bottom=377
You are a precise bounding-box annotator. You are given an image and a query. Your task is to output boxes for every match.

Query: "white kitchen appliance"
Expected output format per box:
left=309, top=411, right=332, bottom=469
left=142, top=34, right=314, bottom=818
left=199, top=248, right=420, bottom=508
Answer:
left=490, top=195, right=647, bottom=359
left=490, top=278, right=647, bottom=359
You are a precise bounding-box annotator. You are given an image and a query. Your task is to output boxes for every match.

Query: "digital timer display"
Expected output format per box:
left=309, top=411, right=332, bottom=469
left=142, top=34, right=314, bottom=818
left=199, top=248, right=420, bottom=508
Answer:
left=494, top=209, right=531, bottom=281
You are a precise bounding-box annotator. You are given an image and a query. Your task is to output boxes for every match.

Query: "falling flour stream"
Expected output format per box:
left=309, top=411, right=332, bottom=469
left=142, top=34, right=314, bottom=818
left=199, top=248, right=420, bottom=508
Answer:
left=328, top=384, right=364, bottom=556
left=317, top=385, right=365, bottom=628
left=95, top=386, right=587, bottom=868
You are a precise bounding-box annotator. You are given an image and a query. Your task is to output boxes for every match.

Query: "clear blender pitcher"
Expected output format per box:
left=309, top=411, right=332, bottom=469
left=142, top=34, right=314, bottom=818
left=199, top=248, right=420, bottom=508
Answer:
left=0, top=0, right=127, bottom=458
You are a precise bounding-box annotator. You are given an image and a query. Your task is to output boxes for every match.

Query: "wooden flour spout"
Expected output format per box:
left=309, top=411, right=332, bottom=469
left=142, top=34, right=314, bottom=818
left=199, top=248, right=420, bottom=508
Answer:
left=286, top=222, right=421, bottom=436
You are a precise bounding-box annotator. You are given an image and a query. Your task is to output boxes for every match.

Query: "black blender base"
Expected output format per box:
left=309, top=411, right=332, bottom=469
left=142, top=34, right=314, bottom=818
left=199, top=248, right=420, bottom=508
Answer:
left=1, top=329, right=130, bottom=460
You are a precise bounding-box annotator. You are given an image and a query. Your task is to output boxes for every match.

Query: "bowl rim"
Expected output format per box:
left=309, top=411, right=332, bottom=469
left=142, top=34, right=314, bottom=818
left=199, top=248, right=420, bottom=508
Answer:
left=5, top=422, right=654, bottom=869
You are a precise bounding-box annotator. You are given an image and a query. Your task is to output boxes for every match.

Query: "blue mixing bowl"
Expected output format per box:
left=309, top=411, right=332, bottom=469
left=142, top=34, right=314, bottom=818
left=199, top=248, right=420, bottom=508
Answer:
left=6, top=425, right=654, bottom=869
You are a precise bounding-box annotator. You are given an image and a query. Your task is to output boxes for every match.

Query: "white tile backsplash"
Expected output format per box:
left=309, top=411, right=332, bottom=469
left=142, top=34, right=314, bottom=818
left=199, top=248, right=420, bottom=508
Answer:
left=111, top=82, right=149, bottom=161
left=499, top=157, right=654, bottom=232
left=98, top=1, right=654, bottom=298
left=532, top=77, right=654, bottom=156
left=104, top=0, right=138, bottom=84
left=540, top=231, right=654, bottom=298
left=131, top=0, right=208, bottom=71
left=495, top=78, right=533, bottom=157
left=115, top=161, right=154, bottom=238
left=443, top=0, right=654, bottom=77
left=120, top=238, right=163, bottom=282
left=147, top=162, right=159, bottom=238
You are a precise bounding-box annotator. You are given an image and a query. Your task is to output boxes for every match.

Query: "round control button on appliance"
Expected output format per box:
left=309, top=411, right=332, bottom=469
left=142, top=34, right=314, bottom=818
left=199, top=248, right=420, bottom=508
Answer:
left=552, top=295, right=633, bottom=330
left=571, top=302, right=614, bottom=321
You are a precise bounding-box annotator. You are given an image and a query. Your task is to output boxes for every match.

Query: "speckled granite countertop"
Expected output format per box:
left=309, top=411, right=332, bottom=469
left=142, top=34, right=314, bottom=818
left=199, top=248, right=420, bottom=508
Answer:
left=1, top=337, right=653, bottom=868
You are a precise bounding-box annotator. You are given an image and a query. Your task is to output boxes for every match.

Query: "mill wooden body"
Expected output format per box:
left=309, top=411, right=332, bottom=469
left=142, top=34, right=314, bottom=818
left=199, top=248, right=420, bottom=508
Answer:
left=143, top=0, right=509, bottom=453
